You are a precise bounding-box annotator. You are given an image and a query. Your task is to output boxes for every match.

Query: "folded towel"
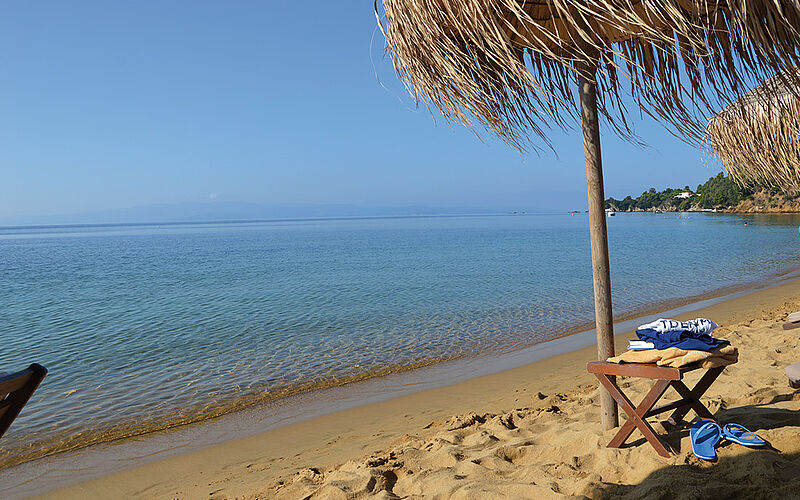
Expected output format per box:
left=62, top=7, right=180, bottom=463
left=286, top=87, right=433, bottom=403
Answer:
left=628, top=340, right=655, bottom=350
left=638, top=318, right=717, bottom=337
left=607, top=345, right=738, bottom=369
left=636, top=318, right=729, bottom=351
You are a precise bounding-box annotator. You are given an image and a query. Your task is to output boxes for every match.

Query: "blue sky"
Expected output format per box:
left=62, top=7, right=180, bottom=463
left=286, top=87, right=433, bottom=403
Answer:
left=0, top=1, right=722, bottom=219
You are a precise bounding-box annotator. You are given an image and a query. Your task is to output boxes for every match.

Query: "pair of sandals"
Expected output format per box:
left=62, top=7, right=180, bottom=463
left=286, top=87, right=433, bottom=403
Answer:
left=690, top=419, right=766, bottom=461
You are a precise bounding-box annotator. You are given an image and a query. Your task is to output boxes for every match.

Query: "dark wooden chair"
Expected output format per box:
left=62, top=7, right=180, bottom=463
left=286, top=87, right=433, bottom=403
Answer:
left=587, top=361, right=724, bottom=457
left=0, top=364, right=47, bottom=440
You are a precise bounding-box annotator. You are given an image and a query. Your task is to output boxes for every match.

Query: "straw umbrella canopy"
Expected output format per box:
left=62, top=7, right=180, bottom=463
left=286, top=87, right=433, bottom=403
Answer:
left=376, top=0, right=800, bottom=430
left=706, top=67, right=800, bottom=192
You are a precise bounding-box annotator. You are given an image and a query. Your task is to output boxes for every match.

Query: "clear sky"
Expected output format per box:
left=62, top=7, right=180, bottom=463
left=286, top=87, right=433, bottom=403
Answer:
left=0, top=1, right=723, bottom=219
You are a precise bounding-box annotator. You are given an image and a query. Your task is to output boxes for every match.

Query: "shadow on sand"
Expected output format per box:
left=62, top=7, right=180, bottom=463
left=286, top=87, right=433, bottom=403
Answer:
left=597, top=395, right=800, bottom=499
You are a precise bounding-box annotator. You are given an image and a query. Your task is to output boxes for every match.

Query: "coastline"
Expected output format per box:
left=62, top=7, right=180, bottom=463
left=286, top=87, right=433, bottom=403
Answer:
left=5, top=274, right=800, bottom=499
left=2, top=259, right=797, bottom=474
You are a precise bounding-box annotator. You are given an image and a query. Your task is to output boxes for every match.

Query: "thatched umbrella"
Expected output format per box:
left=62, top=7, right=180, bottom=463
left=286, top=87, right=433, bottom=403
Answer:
left=706, top=67, right=800, bottom=192
left=376, top=1, right=800, bottom=430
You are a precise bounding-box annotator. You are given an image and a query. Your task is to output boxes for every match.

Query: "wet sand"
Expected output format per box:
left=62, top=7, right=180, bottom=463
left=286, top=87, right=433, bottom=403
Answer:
left=13, top=277, right=800, bottom=499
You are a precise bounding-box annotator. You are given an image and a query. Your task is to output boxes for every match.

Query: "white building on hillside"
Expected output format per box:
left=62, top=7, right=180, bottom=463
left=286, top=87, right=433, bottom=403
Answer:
left=675, top=191, right=693, bottom=199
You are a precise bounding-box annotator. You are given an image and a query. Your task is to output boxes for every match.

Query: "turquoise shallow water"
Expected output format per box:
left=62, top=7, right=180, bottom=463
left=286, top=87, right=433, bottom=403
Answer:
left=1, top=212, right=800, bottom=466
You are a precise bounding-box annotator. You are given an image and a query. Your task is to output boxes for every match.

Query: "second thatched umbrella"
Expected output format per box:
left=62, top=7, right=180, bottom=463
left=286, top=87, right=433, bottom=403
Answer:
left=377, top=1, right=800, bottom=429
left=706, top=67, right=800, bottom=192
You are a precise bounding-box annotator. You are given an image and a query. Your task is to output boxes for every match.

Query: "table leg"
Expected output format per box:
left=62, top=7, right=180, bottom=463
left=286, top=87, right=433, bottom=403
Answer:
left=667, top=367, right=724, bottom=426
left=595, top=374, right=673, bottom=457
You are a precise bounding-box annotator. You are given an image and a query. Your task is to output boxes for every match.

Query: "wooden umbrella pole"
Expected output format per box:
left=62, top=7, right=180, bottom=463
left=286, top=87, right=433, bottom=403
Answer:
left=577, top=58, right=619, bottom=430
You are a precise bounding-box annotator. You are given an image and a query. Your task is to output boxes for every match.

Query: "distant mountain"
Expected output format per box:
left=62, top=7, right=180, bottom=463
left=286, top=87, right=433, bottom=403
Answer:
left=0, top=201, right=532, bottom=227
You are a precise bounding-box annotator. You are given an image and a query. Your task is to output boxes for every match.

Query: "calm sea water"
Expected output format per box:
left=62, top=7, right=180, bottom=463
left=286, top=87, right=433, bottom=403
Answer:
left=2, top=212, right=800, bottom=466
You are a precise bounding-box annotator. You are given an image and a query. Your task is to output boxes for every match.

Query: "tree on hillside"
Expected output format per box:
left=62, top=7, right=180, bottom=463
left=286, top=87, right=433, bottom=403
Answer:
left=695, top=173, right=746, bottom=208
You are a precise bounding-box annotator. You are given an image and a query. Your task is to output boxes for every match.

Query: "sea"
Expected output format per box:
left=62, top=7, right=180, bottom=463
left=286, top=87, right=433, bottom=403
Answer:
left=2, top=212, right=800, bottom=468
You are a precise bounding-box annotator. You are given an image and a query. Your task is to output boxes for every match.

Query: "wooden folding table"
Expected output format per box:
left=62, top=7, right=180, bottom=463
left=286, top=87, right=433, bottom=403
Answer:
left=587, top=361, right=724, bottom=457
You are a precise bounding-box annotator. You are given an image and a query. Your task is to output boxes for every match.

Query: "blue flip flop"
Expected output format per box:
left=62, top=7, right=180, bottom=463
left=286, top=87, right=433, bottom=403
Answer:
left=721, top=423, right=766, bottom=447
left=690, top=420, right=722, bottom=461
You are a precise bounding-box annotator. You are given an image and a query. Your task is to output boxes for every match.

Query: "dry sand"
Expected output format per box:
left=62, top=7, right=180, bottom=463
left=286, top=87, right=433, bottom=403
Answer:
left=32, top=279, right=800, bottom=499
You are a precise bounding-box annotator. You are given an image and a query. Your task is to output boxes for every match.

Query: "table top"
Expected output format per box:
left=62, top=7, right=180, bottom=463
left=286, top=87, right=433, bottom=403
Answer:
left=587, top=361, right=703, bottom=380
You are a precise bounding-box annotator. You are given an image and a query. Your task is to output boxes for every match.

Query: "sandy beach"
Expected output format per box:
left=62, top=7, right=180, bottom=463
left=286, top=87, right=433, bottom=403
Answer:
left=17, top=277, right=797, bottom=499
left=6, top=2, right=800, bottom=499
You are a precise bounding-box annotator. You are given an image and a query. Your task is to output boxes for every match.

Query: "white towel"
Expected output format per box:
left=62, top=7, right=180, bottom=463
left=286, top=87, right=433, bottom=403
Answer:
left=628, top=340, right=655, bottom=350
left=636, top=318, right=717, bottom=336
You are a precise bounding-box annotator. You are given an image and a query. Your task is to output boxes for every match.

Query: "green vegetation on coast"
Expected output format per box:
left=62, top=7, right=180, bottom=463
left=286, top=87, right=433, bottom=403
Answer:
left=605, top=173, right=800, bottom=212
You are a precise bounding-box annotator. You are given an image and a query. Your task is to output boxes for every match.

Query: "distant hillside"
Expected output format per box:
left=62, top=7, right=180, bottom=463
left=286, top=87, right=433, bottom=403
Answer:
left=606, top=173, right=800, bottom=213
left=605, top=173, right=748, bottom=212
left=728, top=190, right=800, bottom=213
left=0, top=202, right=519, bottom=227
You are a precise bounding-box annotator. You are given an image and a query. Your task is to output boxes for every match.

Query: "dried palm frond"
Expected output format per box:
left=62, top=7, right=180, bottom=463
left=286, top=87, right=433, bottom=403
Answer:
left=705, top=67, right=800, bottom=192
left=376, top=0, right=800, bottom=151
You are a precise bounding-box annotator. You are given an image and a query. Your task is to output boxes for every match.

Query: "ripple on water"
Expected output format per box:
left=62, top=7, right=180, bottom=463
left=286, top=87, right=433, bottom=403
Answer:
left=1, top=213, right=800, bottom=468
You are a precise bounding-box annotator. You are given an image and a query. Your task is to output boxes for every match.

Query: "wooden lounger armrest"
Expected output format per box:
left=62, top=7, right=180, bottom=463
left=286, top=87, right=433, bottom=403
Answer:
left=0, top=363, right=48, bottom=440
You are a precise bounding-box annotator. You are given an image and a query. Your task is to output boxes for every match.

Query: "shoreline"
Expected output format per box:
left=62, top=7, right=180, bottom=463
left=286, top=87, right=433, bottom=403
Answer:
left=4, top=274, right=800, bottom=499
left=2, top=263, right=797, bottom=474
